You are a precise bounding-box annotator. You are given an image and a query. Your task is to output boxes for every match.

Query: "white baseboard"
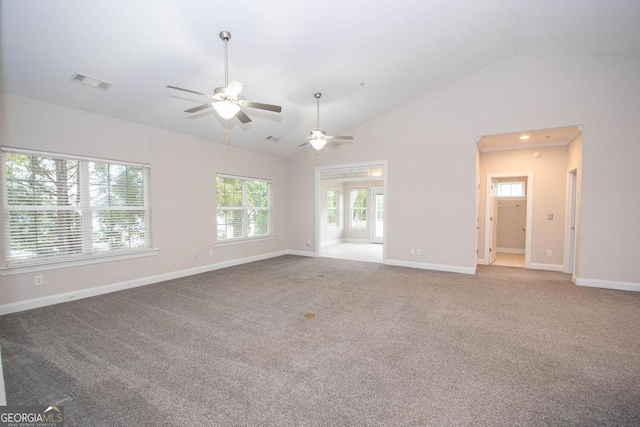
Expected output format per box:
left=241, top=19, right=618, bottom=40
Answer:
left=287, top=250, right=316, bottom=257
left=527, top=262, right=564, bottom=272
left=385, top=258, right=476, bottom=275
left=575, top=277, right=640, bottom=292
left=477, top=258, right=488, bottom=265
left=0, top=250, right=291, bottom=316
left=497, top=248, right=525, bottom=254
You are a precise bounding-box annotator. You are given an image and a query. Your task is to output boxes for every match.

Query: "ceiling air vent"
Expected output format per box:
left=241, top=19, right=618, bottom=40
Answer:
left=71, top=73, right=112, bottom=91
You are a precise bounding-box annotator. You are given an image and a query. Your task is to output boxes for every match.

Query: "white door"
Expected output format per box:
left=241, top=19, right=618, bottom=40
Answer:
left=371, top=187, right=384, bottom=244
left=490, top=179, right=498, bottom=264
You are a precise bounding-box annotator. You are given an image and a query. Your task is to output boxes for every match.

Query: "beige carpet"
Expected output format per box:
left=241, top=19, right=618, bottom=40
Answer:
left=1, top=256, right=639, bottom=426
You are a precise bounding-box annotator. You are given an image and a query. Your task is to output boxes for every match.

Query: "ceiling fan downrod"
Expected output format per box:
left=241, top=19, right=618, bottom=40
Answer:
left=219, top=31, right=231, bottom=88
left=314, top=92, right=322, bottom=129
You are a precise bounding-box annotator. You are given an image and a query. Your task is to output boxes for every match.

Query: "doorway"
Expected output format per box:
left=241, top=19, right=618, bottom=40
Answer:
left=316, top=162, right=387, bottom=263
left=484, top=173, right=533, bottom=268
left=476, top=125, right=583, bottom=272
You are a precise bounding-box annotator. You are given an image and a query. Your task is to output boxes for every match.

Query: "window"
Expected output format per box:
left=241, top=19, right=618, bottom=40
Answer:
left=496, top=181, right=525, bottom=198
left=216, top=175, right=272, bottom=241
left=349, top=189, right=367, bottom=228
left=327, top=188, right=339, bottom=228
left=2, top=148, right=152, bottom=268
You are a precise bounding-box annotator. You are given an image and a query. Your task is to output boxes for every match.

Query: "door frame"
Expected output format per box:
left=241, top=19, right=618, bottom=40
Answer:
left=371, top=187, right=384, bottom=243
left=564, top=168, right=578, bottom=274
left=315, top=161, right=387, bottom=263
left=484, top=172, right=533, bottom=268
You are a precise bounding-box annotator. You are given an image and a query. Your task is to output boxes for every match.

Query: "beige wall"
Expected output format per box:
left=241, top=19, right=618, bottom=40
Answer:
left=479, top=146, right=568, bottom=265
left=288, top=54, right=640, bottom=284
left=0, top=93, right=289, bottom=306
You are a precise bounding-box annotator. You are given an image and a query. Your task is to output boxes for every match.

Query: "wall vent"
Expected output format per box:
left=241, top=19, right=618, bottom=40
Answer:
left=71, top=73, right=112, bottom=90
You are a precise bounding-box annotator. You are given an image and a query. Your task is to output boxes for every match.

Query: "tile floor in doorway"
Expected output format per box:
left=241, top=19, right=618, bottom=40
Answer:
left=320, top=242, right=383, bottom=263
left=492, top=252, right=525, bottom=268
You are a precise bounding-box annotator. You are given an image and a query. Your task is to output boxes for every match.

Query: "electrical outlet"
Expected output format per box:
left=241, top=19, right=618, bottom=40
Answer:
left=306, top=241, right=311, bottom=247
left=209, top=250, right=214, bottom=258
left=34, top=275, right=44, bottom=286
left=410, top=248, right=415, bottom=255
left=546, top=250, right=552, bottom=257
left=548, top=213, right=554, bottom=220
left=416, top=248, right=422, bottom=255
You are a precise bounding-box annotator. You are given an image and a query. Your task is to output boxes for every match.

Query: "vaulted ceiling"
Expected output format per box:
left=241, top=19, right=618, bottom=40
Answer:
left=2, top=0, right=639, bottom=157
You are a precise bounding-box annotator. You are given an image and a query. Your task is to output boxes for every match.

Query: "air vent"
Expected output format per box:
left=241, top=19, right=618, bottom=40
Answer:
left=266, top=136, right=281, bottom=143
left=71, top=73, right=112, bottom=91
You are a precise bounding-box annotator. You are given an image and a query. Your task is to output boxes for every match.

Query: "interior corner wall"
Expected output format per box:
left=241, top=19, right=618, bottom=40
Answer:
left=0, top=92, right=289, bottom=307
left=287, top=54, right=640, bottom=284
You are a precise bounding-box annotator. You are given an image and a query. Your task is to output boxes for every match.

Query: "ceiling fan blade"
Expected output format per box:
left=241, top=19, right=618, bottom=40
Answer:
left=299, top=142, right=310, bottom=148
left=226, top=79, right=245, bottom=97
left=329, top=141, right=342, bottom=148
left=167, top=85, right=212, bottom=97
left=327, top=135, right=354, bottom=141
left=184, top=103, right=213, bottom=113
left=241, top=101, right=282, bottom=113
left=235, top=109, right=252, bottom=124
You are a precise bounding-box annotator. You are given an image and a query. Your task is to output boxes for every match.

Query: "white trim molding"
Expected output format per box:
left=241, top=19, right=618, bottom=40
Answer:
left=528, top=262, right=564, bottom=272
left=385, top=258, right=476, bottom=275
left=575, top=277, right=640, bottom=292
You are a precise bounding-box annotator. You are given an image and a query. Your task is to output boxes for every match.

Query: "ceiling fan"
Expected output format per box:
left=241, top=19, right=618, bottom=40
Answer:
left=299, top=93, right=353, bottom=151
left=167, top=31, right=282, bottom=123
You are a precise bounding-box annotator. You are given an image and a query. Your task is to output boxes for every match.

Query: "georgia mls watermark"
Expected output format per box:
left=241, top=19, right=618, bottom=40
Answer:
left=0, top=406, right=64, bottom=427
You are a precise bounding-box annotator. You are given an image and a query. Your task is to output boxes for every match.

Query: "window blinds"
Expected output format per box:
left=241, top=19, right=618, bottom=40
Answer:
left=2, top=148, right=152, bottom=267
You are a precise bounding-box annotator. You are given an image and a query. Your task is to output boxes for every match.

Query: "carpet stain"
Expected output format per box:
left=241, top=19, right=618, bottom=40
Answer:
left=304, top=313, right=316, bottom=319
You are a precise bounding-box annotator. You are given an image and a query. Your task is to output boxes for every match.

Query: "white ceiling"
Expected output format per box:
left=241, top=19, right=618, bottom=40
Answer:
left=2, top=0, right=639, bottom=158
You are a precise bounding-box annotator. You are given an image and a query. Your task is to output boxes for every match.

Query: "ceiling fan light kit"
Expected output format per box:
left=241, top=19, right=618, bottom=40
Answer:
left=212, top=101, right=240, bottom=120
left=167, top=31, right=282, bottom=124
left=301, top=92, right=354, bottom=154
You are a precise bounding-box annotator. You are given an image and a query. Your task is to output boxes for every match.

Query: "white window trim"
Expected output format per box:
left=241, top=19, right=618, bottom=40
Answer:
left=2, top=147, right=153, bottom=271
left=216, top=174, right=274, bottom=242
left=0, top=248, right=159, bottom=276
left=349, top=188, right=368, bottom=230
left=327, top=187, right=340, bottom=229
left=496, top=181, right=526, bottom=199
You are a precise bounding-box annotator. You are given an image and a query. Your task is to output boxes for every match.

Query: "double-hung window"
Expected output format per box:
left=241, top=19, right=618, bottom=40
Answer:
left=216, top=174, right=272, bottom=241
left=349, top=189, right=367, bottom=228
left=2, top=148, right=152, bottom=269
left=327, top=188, right=339, bottom=228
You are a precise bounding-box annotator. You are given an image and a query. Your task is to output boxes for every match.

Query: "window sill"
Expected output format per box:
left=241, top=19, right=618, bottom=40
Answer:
left=0, top=249, right=159, bottom=276
left=215, top=234, right=276, bottom=247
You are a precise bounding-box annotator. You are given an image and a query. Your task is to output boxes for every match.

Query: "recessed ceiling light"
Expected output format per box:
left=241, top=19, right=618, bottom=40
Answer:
left=519, top=135, right=530, bottom=140
left=71, top=73, right=112, bottom=90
